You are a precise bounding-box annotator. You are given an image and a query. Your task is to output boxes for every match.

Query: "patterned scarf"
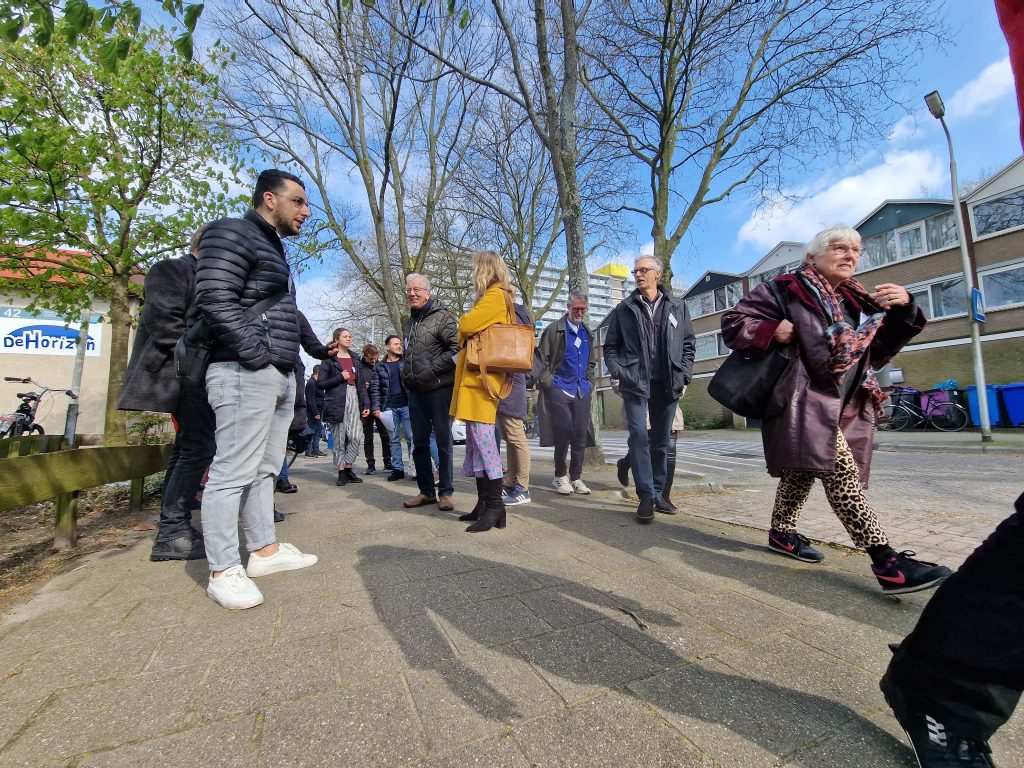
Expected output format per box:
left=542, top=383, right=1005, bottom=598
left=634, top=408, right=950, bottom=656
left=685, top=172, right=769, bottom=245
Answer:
left=798, top=264, right=887, bottom=413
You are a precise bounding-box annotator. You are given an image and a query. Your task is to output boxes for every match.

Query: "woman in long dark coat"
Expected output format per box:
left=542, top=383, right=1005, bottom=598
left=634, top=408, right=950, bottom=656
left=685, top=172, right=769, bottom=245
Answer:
left=721, top=225, right=951, bottom=595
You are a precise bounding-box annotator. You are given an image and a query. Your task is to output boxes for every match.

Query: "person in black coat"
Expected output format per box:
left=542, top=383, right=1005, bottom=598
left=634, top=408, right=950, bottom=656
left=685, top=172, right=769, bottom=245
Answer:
left=356, top=344, right=392, bottom=474
left=303, top=365, right=325, bottom=457
left=118, top=228, right=213, bottom=562
left=603, top=255, right=695, bottom=524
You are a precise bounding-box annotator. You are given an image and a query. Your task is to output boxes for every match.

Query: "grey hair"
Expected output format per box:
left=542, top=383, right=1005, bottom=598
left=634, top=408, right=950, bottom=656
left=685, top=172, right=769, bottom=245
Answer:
left=567, top=290, right=587, bottom=305
left=634, top=254, right=663, bottom=273
left=406, top=273, right=432, bottom=291
left=806, top=225, right=861, bottom=260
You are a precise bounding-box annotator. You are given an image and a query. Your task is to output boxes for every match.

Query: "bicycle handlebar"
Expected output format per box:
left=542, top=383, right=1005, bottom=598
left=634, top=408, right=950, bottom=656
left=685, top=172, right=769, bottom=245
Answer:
left=3, top=377, right=31, bottom=383
left=4, top=377, right=77, bottom=398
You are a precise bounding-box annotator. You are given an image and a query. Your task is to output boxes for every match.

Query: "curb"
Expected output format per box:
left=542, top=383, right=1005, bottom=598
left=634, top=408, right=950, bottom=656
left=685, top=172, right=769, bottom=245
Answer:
left=873, top=442, right=1024, bottom=455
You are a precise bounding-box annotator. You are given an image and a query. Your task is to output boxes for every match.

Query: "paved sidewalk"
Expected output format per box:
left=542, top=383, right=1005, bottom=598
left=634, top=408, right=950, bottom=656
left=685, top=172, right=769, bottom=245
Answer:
left=680, top=426, right=1024, bottom=454
left=0, top=458, right=1021, bottom=768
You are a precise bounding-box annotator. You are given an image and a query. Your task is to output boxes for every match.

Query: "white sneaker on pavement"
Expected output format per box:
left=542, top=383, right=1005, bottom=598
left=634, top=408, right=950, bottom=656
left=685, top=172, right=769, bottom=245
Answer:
left=553, top=476, right=574, bottom=495
left=246, top=542, right=318, bottom=578
left=570, top=479, right=591, bottom=495
left=207, top=564, right=264, bottom=610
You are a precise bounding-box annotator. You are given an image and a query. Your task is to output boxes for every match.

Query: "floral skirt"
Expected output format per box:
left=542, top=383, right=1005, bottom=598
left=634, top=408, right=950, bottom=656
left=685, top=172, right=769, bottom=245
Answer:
left=461, top=421, right=503, bottom=479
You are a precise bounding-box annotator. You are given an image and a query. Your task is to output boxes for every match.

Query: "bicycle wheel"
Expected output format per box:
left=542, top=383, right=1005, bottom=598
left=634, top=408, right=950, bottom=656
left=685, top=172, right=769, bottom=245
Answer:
left=879, top=404, right=915, bottom=431
left=929, top=402, right=969, bottom=432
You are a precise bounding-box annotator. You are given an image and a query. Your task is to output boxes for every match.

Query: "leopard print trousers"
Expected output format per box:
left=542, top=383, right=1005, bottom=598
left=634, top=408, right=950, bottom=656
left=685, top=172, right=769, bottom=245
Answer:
left=770, top=431, right=888, bottom=548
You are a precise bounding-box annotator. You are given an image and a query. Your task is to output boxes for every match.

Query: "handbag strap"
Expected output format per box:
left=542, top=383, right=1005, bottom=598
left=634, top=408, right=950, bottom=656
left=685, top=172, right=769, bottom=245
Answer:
left=766, top=280, right=789, bottom=321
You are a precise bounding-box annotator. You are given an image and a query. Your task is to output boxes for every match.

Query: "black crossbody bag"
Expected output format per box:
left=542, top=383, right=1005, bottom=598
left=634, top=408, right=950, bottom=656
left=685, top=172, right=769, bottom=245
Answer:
left=174, top=290, right=288, bottom=388
left=708, top=281, right=795, bottom=419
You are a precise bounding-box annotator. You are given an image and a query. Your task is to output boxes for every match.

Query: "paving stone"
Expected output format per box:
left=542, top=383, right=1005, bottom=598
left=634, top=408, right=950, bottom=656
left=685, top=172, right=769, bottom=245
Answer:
left=77, top=715, right=256, bottom=768
left=788, top=709, right=917, bottom=767
left=598, top=612, right=736, bottom=668
left=276, top=589, right=378, bottom=643
left=392, top=551, right=480, bottom=582
left=0, top=603, right=135, bottom=650
left=405, top=647, right=562, bottom=747
left=674, top=588, right=804, bottom=642
left=514, top=583, right=626, bottom=629
left=438, top=596, right=552, bottom=652
left=448, top=565, right=545, bottom=601
left=0, top=667, right=201, bottom=766
left=787, top=617, right=903, bottom=676
left=256, top=679, right=423, bottom=768
left=513, top=622, right=664, bottom=702
left=513, top=692, right=714, bottom=768
left=0, top=627, right=162, bottom=700
left=146, top=606, right=279, bottom=671
left=412, top=735, right=531, bottom=768
left=368, top=576, right=472, bottom=622
left=0, top=691, right=49, bottom=752
left=187, top=635, right=337, bottom=722
left=627, top=659, right=835, bottom=768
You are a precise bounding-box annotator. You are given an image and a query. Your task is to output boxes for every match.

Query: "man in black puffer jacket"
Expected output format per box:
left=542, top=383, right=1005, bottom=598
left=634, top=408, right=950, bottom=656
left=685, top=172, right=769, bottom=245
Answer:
left=401, top=273, right=460, bottom=511
left=195, top=169, right=322, bottom=611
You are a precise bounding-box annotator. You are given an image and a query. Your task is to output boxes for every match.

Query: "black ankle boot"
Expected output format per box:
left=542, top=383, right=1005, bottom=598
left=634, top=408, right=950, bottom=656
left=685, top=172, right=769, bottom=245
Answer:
left=345, top=467, right=363, bottom=484
left=336, top=470, right=348, bottom=487
left=458, top=477, right=487, bottom=521
left=466, top=478, right=506, bottom=532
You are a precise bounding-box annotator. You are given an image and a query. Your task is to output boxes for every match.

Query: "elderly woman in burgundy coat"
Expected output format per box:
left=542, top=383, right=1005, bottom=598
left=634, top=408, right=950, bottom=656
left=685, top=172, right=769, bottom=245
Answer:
left=721, top=224, right=951, bottom=596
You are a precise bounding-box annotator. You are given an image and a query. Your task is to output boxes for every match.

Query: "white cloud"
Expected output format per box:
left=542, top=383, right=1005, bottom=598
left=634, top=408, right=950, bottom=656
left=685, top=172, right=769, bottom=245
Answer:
left=888, top=113, right=919, bottom=143
left=949, top=57, right=1013, bottom=119
left=736, top=151, right=945, bottom=251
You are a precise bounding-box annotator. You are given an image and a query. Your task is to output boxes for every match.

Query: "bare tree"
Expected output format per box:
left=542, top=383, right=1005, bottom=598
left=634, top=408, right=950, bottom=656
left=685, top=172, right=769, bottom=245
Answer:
left=217, top=0, right=489, bottom=332
left=580, top=0, right=946, bottom=284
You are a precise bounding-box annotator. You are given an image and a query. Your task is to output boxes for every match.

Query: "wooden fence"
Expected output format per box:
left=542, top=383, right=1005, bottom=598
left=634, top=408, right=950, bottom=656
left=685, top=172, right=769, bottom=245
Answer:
left=0, top=436, right=172, bottom=548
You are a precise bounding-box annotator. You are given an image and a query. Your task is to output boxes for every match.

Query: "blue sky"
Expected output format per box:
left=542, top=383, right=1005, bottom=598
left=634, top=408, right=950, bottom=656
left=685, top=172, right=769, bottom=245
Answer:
left=667, top=1, right=1022, bottom=286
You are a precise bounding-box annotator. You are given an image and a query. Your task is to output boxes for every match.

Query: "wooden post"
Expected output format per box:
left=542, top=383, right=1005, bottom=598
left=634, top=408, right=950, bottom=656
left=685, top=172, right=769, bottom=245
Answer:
left=129, top=477, right=144, bottom=514
left=54, top=491, right=78, bottom=549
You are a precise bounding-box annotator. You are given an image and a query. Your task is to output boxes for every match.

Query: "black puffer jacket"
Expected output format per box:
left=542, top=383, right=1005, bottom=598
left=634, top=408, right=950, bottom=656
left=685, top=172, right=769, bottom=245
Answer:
left=195, top=210, right=299, bottom=371
left=400, top=299, right=460, bottom=392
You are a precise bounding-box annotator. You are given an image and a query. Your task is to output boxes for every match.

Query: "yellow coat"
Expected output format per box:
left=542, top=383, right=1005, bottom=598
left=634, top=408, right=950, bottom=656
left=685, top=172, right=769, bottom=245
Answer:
left=449, top=285, right=513, bottom=424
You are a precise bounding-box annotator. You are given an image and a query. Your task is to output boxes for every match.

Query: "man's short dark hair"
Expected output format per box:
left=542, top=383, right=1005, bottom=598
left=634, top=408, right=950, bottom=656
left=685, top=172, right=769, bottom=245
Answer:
left=253, top=169, right=304, bottom=209
left=385, top=334, right=400, bottom=345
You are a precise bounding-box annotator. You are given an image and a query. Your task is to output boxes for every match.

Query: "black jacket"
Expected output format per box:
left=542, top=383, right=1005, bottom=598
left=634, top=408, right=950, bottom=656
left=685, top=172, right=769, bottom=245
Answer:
left=603, top=288, right=695, bottom=400
left=195, top=209, right=300, bottom=371
left=370, top=358, right=402, bottom=412
left=318, top=354, right=357, bottom=422
left=400, top=299, right=460, bottom=392
left=356, top=356, right=376, bottom=412
left=118, top=256, right=196, bottom=413
left=304, top=376, right=322, bottom=419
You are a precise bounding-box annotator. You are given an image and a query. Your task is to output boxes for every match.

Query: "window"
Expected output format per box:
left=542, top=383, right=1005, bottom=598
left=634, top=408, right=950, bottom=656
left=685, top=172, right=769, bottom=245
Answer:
left=695, top=331, right=728, bottom=361
left=861, top=212, right=958, bottom=270
left=980, top=262, right=1024, bottom=309
left=972, top=188, right=1024, bottom=237
left=685, top=292, right=716, bottom=319
left=896, top=223, right=925, bottom=260
left=908, top=275, right=967, bottom=320
left=861, top=231, right=897, bottom=269
left=685, top=281, right=742, bottom=318
left=925, top=210, right=958, bottom=251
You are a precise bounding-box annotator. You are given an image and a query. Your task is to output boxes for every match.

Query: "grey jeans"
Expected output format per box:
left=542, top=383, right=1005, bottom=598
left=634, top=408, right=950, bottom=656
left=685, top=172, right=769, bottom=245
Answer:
left=202, top=362, right=295, bottom=572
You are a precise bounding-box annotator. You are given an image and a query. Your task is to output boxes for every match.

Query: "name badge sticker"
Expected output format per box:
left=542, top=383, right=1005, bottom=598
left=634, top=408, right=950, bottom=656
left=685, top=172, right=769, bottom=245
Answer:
left=668, top=313, right=678, bottom=328
left=574, top=336, right=582, bottom=349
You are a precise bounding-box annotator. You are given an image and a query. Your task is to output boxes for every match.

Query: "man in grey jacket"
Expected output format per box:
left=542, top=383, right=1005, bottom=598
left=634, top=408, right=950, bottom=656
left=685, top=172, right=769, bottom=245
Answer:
left=603, top=256, right=695, bottom=524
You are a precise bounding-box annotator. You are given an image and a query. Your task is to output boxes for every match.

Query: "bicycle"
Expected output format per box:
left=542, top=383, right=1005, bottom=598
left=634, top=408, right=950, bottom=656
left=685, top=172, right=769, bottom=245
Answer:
left=878, top=386, right=969, bottom=432
left=0, top=376, right=77, bottom=438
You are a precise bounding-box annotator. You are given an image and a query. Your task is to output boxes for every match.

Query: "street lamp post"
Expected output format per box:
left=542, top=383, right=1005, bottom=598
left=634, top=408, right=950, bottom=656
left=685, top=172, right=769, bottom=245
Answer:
left=924, top=90, right=992, bottom=442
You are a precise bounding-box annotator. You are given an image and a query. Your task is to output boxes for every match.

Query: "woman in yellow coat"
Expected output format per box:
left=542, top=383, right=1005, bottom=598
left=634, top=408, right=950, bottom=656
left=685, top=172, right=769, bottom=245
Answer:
left=451, top=250, right=515, bottom=532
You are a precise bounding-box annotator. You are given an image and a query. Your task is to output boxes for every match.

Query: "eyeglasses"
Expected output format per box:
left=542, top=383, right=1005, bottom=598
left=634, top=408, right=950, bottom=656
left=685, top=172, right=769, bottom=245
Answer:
left=828, top=243, right=862, bottom=255
left=273, top=192, right=310, bottom=210
left=631, top=267, right=657, bottom=276
left=406, top=287, right=429, bottom=295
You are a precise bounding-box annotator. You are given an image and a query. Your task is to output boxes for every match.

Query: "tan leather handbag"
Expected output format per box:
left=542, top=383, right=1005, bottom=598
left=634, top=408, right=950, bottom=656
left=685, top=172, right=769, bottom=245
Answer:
left=465, top=290, right=535, bottom=399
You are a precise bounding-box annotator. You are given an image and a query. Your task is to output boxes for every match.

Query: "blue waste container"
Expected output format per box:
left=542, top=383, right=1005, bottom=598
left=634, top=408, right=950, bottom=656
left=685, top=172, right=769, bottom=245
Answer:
left=1000, top=382, right=1024, bottom=426
left=966, top=385, right=1003, bottom=427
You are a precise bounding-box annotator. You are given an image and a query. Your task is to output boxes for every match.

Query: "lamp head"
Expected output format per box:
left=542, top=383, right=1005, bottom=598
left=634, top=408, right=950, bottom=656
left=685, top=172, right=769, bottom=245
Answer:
left=925, top=91, right=945, bottom=119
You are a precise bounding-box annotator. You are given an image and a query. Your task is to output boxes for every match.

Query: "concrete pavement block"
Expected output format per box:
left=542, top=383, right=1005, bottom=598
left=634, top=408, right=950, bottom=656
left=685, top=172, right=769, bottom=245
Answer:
left=598, top=611, right=736, bottom=668
left=513, top=692, right=714, bottom=768
left=627, top=659, right=836, bottom=768
left=276, top=589, right=378, bottom=644
left=439, top=596, right=552, bottom=652
left=448, top=565, right=545, bottom=601
left=337, top=616, right=454, bottom=678
left=412, top=735, right=531, bottom=768
left=405, top=647, right=562, bottom=747
left=76, top=715, right=256, bottom=768
left=146, top=606, right=279, bottom=671
left=673, top=588, right=804, bottom=642
left=513, top=622, right=664, bottom=703
left=256, top=680, right=423, bottom=768
left=515, top=583, right=626, bottom=629
left=368, top=575, right=472, bottom=622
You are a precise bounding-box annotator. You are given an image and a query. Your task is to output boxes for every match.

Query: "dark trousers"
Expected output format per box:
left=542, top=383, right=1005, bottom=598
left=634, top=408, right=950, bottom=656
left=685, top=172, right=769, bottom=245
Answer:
left=160, top=381, right=216, bottom=542
left=361, top=413, right=392, bottom=467
left=885, top=491, right=1024, bottom=740
left=305, top=416, right=323, bottom=455
left=547, top=388, right=590, bottom=480
left=622, top=385, right=677, bottom=501
left=409, top=386, right=454, bottom=498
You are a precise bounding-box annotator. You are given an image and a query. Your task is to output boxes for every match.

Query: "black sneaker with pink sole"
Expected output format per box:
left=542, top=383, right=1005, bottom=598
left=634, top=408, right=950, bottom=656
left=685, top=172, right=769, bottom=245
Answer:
left=871, top=551, right=952, bottom=595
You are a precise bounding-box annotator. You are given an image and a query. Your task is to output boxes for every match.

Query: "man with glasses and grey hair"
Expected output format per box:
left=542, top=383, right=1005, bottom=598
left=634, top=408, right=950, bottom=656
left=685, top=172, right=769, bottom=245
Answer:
left=400, top=273, right=460, bottom=511
left=604, top=255, right=695, bottom=524
left=534, top=290, right=597, bottom=496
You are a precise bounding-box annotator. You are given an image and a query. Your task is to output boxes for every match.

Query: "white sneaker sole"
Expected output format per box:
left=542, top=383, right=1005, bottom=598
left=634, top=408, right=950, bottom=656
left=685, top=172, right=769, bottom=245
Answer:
left=207, top=586, right=264, bottom=610
left=246, top=554, right=319, bottom=578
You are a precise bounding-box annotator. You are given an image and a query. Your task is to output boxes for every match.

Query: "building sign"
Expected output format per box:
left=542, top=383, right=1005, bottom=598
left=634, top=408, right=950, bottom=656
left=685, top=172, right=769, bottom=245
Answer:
left=971, top=288, right=986, bottom=323
left=0, top=307, right=103, bottom=356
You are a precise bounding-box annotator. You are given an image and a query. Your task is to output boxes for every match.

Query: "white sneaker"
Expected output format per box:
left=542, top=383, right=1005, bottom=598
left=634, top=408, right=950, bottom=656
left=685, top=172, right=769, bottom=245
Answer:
left=207, top=565, right=264, bottom=610
left=553, top=476, right=574, bottom=495
left=571, top=479, right=591, bottom=495
left=246, top=542, right=318, bottom=578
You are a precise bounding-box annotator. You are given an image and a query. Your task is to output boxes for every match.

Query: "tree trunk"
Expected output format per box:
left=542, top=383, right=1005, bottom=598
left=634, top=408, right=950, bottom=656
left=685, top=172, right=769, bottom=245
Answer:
left=103, top=273, right=131, bottom=446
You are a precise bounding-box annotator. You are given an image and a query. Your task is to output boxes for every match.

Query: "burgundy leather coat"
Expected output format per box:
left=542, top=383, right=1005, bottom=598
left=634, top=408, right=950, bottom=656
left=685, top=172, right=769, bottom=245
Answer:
left=720, top=274, right=926, bottom=485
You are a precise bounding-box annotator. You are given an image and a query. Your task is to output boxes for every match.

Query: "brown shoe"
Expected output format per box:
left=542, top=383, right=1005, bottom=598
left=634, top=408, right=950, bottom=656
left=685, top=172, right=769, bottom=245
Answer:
left=438, top=496, right=454, bottom=511
left=403, top=494, right=438, bottom=508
